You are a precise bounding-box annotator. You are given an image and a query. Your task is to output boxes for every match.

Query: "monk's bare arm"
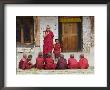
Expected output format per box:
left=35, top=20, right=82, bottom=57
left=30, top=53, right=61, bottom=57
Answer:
left=60, top=47, right=62, bottom=52
left=43, top=31, right=48, bottom=37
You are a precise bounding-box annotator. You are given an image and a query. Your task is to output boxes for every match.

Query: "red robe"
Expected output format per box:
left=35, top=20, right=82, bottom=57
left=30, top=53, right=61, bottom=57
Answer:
left=19, top=58, right=33, bottom=70
left=53, top=43, right=61, bottom=58
left=56, top=58, right=67, bottom=69
left=19, top=58, right=27, bottom=70
left=45, top=57, right=56, bottom=69
left=35, top=57, right=44, bottom=69
left=43, top=31, right=54, bottom=54
left=25, top=60, right=33, bottom=69
left=79, top=58, right=89, bottom=69
left=68, top=58, right=79, bottom=69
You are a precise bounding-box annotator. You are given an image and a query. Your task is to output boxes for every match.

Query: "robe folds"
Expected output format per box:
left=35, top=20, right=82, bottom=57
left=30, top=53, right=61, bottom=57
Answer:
left=19, top=58, right=33, bottom=70
left=56, top=58, right=67, bottom=69
left=43, top=31, right=54, bottom=55
left=35, top=57, right=45, bottom=69
left=68, top=58, right=79, bottom=69
left=79, top=58, right=89, bottom=69
left=45, top=57, right=56, bottom=69
left=19, top=58, right=26, bottom=70
left=26, top=60, right=33, bottom=69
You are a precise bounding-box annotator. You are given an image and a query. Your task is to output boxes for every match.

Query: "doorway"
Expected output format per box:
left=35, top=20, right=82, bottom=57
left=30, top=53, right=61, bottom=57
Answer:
left=59, top=16, right=82, bottom=52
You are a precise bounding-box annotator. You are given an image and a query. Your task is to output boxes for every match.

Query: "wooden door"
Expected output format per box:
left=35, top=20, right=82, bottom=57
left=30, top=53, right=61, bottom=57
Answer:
left=62, top=22, right=78, bottom=52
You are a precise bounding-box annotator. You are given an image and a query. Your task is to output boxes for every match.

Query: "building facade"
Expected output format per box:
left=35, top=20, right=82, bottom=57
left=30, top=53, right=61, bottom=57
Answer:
left=16, top=16, right=94, bottom=53
left=16, top=16, right=94, bottom=68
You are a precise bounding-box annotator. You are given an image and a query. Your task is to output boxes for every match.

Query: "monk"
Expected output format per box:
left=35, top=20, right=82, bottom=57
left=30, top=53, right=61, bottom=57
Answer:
left=68, top=54, right=79, bottom=69
left=56, top=54, right=67, bottom=69
left=25, top=55, right=33, bottom=69
left=19, top=53, right=27, bottom=70
left=53, top=39, right=61, bottom=59
left=79, top=54, right=89, bottom=69
left=45, top=53, right=56, bottom=70
left=43, top=25, right=54, bottom=60
left=35, top=52, right=45, bottom=69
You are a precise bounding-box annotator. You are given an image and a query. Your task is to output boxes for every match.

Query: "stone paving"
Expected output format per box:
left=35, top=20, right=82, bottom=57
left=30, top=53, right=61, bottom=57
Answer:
left=17, top=67, right=94, bottom=74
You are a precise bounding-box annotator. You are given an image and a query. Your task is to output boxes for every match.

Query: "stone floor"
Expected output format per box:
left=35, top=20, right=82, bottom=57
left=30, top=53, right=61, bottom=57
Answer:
left=17, top=66, right=94, bottom=74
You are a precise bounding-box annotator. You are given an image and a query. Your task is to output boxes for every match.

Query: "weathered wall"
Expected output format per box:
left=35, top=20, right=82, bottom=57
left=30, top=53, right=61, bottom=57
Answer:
left=82, top=16, right=94, bottom=53
left=17, top=16, right=94, bottom=53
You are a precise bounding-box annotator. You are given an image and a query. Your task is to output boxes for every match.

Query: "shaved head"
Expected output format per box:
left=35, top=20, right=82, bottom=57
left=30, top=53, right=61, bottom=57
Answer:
left=23, top=53, right=27, bottom=59
left=80, top=54, right=84, bottom=58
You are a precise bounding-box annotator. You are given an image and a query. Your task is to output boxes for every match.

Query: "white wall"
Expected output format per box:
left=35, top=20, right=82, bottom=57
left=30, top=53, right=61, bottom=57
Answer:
left=82, top=16, right=94, bottom=66
left=39, top=16, right=58, bottom=52
left=82, top=16, right=91, bottom=52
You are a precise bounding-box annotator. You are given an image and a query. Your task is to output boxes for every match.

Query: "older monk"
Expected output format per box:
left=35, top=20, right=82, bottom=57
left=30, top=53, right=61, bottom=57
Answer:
left=43, top=25, right=54, bottom=59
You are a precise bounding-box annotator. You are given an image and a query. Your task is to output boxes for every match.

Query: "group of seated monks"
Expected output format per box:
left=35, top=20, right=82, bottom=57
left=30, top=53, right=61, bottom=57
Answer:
left=19, top=52, right=89, bottom=70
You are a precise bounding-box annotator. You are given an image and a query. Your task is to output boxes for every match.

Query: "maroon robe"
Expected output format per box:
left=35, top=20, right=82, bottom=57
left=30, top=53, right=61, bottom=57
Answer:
left=79, top=58, right=89, bottom=69
left=68, top=58, right=79, bottom=69
left=56, top=57, right=67, bottom=69
left=19, top=58, right=33, bottom=70
left=45, top=57, right=56, bottom=69
left=43, top=30, right=54, bottom=54
left=26, top=59, right=33, bottom=69
left=35, top=57, right=44, bottom=69
left=53, top=43, right=61, bottom=58
left=19, top=58, right=27, bottom=70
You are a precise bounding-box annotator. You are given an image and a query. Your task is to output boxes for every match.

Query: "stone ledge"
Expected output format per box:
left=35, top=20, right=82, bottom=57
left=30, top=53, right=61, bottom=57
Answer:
left=17, top=48, right=33, bottom=53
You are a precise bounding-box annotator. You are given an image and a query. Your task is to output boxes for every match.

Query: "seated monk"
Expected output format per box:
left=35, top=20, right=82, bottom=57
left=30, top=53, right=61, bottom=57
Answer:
left=45, top=52, right=56, bottom=70
left=56, top=54, right=67, bottom=69
left=19, top=53, right=27, bottom=70
left=68, top=54, right=79, bottom=69
left=35, top=52, right=45, bottom=69
left=79, top=54, right=89, bottom=69
left=25, top=55, right=33, bottom=69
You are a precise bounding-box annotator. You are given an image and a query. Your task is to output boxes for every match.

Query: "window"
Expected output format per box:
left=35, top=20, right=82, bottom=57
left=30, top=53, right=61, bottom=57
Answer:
left=16, top=16, right=34, bottom=46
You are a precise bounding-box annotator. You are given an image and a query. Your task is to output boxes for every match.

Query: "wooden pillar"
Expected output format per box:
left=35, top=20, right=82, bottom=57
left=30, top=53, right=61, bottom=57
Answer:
left=30, top=25, right=33, bottom=44
left=21, top=25, right=24, bottom=44
left=35, top=16, right=40, bottom=47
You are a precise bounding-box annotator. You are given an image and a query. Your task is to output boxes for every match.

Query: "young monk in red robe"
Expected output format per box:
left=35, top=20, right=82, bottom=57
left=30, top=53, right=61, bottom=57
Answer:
left=68, top=54, right=79, bottom=69
left=19, top=54, right=33, bottom=70
left=43, top=25, right=54, bottom=59
left=19, top=53, right=27, bottom=70
left=45, top=53, right=56, bottom=70
left=35, top=52, right=45, bottom=69
left=26, top=55, right=33, bottom=69
left=79, top=54, right=89, bottom=69
left=56, top=54, right=67, bottom=69
left=53, top=39, right=61, bottom=59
